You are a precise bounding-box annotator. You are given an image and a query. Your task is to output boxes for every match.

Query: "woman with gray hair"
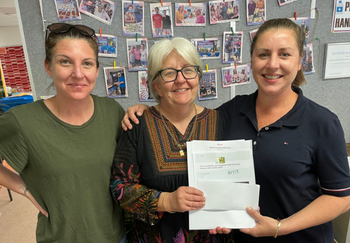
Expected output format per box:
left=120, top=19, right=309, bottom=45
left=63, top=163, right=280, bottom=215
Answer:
left=110, top=37, right=232, bottom=242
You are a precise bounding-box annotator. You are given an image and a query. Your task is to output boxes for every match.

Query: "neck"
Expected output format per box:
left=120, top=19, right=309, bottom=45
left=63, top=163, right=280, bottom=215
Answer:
left=44, top=94, right=94, bottom=125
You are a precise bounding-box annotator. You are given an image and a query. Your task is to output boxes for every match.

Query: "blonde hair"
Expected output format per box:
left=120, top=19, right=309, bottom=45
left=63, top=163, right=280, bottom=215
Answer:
left=148, top=37, right=203, bottom=103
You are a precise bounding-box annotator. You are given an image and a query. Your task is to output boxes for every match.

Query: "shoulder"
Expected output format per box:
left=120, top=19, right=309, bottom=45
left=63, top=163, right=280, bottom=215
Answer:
left=92, top=95, right=125, bottom=116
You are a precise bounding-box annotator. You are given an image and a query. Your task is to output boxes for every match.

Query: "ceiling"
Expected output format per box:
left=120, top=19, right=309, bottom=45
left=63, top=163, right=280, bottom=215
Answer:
left=0, top=0, right=18, bottom=28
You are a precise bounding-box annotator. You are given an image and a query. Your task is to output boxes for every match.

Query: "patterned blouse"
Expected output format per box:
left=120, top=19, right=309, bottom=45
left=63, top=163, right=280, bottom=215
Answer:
left=110, top=106, right=233, bottom=243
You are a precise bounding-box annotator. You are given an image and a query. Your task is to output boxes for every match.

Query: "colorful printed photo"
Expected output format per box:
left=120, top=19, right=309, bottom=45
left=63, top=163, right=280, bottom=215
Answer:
left=198, top=69, right=218, bottom=100
left=150, top=2, right=173, bottom=37
left=222, top=31, right=243, bottom=64
left=122, top=0, right=144, bottom=36
left=126, top=38, right=148, bottom=71
left=79, top=0, right=116, bottom=25
left=302, top=43, right=315, bottom=75
left=222, top=64, right=251, bottom=87
left=209, top=0, right=240, bottom=25
left=138, top=71, right=154, bottom=102
left=54, top=0, right=81, bottom=21
left=104, top=67, right=128, bottom=98
left=278, top=0, right=297, bottom=6
left=289, top=17, right=310, bottom=38
left=246, top=0, right=266, bottom=26
left=191, top=38, right=221, bottom=59
left=174, top=2, right=207, bottom=26
left=97, top=34, right=117, bottom=57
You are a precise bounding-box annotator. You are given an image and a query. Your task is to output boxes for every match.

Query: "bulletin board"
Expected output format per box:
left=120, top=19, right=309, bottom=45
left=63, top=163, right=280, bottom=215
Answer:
left=15, top=0, right=350, bottom=142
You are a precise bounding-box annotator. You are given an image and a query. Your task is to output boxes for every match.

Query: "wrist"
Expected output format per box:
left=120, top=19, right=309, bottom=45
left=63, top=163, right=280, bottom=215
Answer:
left=162, top=192, right=175, bottom=213
left=274, top=218, right=282, bottom=238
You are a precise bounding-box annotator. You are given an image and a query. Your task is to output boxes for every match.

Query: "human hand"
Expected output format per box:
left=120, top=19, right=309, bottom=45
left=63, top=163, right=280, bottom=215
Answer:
left=24, top=188, right=48, bottom=217
left=209, top=227, right=232, bottom=234
left=166, top=186, right=206, bottom=213
left=239, top=206, right=280, bottom=237
left=122, top=104, right=150, bottom=131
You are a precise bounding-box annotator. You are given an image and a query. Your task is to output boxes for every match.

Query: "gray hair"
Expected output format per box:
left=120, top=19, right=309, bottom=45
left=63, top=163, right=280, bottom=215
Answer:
left=148, top=37, right=203, bottom=103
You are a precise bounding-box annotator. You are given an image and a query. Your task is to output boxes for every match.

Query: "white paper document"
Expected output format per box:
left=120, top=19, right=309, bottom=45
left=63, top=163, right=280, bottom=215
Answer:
left=187, top=140, right=260, bottom=230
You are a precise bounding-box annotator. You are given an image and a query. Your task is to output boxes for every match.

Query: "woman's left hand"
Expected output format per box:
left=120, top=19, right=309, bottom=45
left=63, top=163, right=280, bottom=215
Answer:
left=239, top=206, right=280, bottom=237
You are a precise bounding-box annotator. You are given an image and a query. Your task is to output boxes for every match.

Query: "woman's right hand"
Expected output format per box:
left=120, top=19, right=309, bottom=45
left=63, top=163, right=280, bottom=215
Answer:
left=24, top=189, right=49, bottom=217
left=122, top=104, right=150, bottom=131
left=165, top=186, right=206, bottom=213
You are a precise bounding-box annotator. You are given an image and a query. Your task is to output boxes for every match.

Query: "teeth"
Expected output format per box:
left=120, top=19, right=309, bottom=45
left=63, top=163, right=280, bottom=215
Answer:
left=174, top=89, right=187, bottom=92
left=265, top=75, right=280, bottom=79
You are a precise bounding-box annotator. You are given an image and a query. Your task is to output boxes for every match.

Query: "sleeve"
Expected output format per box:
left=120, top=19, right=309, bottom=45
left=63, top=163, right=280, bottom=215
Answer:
left=110, top=120, right=163, bottom=225
left=315, top=116, right=350, bottom=197
left=0, top=111, right=29, bottom=173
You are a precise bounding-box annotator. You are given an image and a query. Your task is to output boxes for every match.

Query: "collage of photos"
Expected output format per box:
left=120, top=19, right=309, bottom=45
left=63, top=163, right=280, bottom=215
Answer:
left=198, top=69, right=218, bottom=100
left=290, top=17, right=310, bottom=39
left=209, top=0, right=240, bottom=24
left=246, top=0, right=266, bottom=26
left=222, top=64, right=251, bottom=87
left=191, top=38, right=221, bottom=59
left=174, top=3, right=207, bottom=26
left=79, top=0, right=116, bottom=25
left=97, top=34, right=117, bottom=57
left=122, top=1, right=144, bottom=36
left=104, top=67, right=128, bottom=98
left=302, top=44, right=315, bottom=75
left=54, top=0, right=81, bottom=21
left=138, top=71, right=154, bottom=102
left=127, top=38, right=148, bottom=71
left=150, top=3, right=173, bottom=38
left=223, top=31, right=243, bottom=64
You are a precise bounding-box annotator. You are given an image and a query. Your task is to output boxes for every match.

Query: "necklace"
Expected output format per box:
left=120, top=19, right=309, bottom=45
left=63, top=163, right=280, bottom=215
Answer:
left=159, top=104, right=198, bottom=156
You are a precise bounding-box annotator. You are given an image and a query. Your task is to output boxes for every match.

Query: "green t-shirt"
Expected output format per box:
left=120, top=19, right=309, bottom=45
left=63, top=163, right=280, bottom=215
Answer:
left=0, top=95, right=125, bottom=243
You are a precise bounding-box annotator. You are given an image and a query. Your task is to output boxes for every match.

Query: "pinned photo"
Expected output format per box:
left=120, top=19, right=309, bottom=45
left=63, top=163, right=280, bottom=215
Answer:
left=222, top=64, right=251, bottom=87
left=79, top=0, right=116, bottom=25
left=246, top=0, right=266, bottom=26
left=97, top=34, right=117, bottom=57
left=191, top=38, right=221, bottom=59
left=198, top=69, right=218, bottom=101
left=138, top=71, right=154, bottom=102
left=54, top=0, right=81, bottom=21
left=209, top=0, right=240, bottom=25
left=174, top=2, right=207, bottom=26
left=302, top=43, right=315, bottom=75
left=122, top=1, right=144, bottom=36
left=104, top=67, right=128, bottom=98
left=278, top=0, right=297, bottom=6
left=223, top=31, right=243, bottom=64
left=127, top=38, right=148, bottom=71
left=289, top=17, right=310, bottom=39
left=150, top=2, right=173, bottom=37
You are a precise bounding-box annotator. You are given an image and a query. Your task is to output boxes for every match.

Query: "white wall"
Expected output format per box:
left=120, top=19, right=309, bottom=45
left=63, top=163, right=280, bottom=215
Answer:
left=0, top=26, right=22, bottom=47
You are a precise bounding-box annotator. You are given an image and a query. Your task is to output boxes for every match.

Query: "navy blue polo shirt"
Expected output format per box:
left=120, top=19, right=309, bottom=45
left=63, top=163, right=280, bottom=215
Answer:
left=218, top=87, right=350, bottom=243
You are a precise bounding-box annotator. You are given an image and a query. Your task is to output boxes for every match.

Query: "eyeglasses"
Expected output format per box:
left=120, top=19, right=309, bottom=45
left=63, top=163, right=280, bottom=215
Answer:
left=46, top=23, right=96, bottom=41
left=155, top=65, right=200, bottom=83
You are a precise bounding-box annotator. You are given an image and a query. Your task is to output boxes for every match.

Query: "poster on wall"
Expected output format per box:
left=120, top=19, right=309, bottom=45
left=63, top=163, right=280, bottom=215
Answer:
left=209, top=0, right=240, bottom=24
left=174, top=2, right=207, bottom=26
left=324, top=42, right=350, bottom=79
left=198, top=69, right=218, bottom=100
left=150, top=2, right=173, bottom=37
left=332, top=0, right=350, bottom=33
left=54, top=0, right=81, bottom=21
left=222, top=31, right=243, bottom=64
left=246, top=0, right=266, bottom=26
left=191, top=37, right=221, bottom=59
left=222, top=64, right=251, bottom=87
left=126, top=38, right=148, bottom=71
left=122, top=0, right=145, bottom=36
left=97, top=34, right=117, bottom=57
left=104, top=67, right=128, bottom=98
left=79, top=0, right=116, bottom=25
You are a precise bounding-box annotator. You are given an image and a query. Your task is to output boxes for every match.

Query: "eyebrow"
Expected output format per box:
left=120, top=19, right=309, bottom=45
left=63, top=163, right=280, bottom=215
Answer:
left=55, top=54, right=96, bottom=61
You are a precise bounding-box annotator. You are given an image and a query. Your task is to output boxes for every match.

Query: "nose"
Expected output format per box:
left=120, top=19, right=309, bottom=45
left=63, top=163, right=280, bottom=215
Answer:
left=174, top=70, right=187, bottom=83
left=72, top=65, right=84, bottom=79
left=266, top=54, right=279, bottom=69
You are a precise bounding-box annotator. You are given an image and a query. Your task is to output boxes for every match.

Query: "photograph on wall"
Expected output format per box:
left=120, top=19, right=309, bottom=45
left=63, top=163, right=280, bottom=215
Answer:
left=138, top=71, right=154, bottom=102
left=278, top=0, right=297, bottom=6
left=246, top=0, right=266, bottom=26
left=289, top=17, right=310, bottom=38
left=249, top=28, right=259, bottom=42
left=126, top=38, right=148, bottom=71
left=79, top=0, right=116, bottom=25
left=104, top=66, right=128, bottom=98
left=150, top=2, right=173, bottom=37
left=174, top=2, right=207, bottom=26
left=209, top=0, right=240, bottom=25
left=97, top=34, right=117, bottom=57
left=222, top=64, right=251, bottom=87
left=222, top=31, right=243, bottom=64
left=122, top=0, right=144, bottom=36
left=54, top=0, right=81, bottom=21
left=198, top=69, right=218, bottom=100
left=302, top=43, right=315, bottom=75
left=191, top=37, right=221, bottom=59
left=332, top=0, right=350, bottom=33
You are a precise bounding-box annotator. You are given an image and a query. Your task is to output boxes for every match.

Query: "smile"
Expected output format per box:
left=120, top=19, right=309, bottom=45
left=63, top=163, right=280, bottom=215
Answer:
left=263, top=75, right=282, bottom=80
left=173, top=88, right=189, bottom=92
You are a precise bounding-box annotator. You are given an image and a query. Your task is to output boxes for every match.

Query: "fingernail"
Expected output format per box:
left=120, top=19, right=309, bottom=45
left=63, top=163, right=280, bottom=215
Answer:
left=247, top=206, right=253, bottom=211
